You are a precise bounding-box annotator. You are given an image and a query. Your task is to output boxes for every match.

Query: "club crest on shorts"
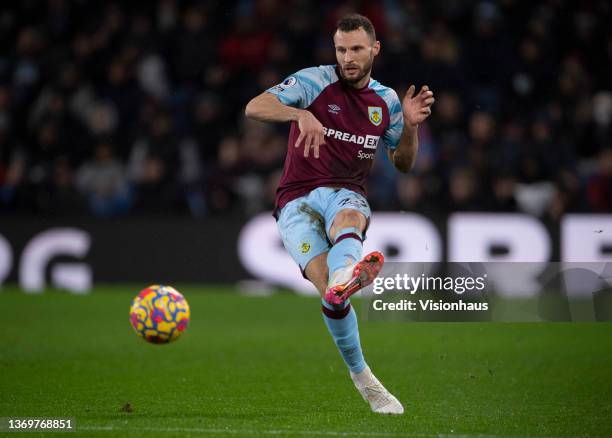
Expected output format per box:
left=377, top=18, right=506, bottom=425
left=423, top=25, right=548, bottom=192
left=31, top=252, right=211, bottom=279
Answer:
left=368, top=106, right=382, bottom=126
left=300, top=242, right=311, bottom=254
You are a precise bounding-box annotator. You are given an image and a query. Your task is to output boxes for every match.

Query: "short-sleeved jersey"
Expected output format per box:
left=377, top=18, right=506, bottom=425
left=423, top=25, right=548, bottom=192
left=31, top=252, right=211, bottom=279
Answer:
left=267, top=65, right=403, bottom=213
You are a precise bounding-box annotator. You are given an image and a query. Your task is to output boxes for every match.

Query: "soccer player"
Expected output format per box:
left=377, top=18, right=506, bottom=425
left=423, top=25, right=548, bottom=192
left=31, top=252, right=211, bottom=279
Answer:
left=245, top=14, right=434, bottom=414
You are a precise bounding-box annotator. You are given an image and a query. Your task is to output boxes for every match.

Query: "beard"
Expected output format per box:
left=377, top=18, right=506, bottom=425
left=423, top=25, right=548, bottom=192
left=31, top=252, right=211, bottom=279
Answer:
left=339, top=56, right=374, bottom=85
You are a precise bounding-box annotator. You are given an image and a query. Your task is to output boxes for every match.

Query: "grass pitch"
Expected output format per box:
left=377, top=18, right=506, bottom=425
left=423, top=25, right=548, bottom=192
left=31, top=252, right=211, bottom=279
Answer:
left=0, top=286, right=611, bottom=437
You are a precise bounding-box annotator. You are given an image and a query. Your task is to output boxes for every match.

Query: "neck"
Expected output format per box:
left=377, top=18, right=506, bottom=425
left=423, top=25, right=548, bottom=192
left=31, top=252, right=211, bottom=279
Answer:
left=342, top=72, right=371, bottom=90
left=350, top=74, right=371, bottom=89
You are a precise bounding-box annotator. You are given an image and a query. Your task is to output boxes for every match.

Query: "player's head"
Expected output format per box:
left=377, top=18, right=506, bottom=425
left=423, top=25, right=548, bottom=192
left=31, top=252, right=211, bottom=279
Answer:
left=334, top=14, right=380, bottom=87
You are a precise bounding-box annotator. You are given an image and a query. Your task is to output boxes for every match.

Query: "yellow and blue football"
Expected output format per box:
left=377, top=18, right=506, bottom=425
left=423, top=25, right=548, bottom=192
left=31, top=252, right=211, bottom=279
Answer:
left=129, top=285, right=190, bottom=344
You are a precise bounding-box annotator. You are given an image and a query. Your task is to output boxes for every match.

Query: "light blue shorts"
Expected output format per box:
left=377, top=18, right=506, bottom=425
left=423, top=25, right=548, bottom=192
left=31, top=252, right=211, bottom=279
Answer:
left=276, top=187, right=371, bottom=274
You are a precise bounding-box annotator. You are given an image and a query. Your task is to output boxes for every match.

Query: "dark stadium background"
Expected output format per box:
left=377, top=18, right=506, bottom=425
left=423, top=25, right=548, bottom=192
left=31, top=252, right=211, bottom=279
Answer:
left=0, top=0, right=610, bottom=219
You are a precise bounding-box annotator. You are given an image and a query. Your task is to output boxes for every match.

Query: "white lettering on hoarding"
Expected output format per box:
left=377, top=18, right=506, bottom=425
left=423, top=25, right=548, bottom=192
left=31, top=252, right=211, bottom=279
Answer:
left=0, top=235, right=12, bottom=287
left=19, top=228, right=91, bottom=293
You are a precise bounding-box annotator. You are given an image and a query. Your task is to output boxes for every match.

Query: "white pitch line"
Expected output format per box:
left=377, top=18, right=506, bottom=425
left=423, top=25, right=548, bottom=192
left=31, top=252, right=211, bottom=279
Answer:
left=79, top=425, right=505, bottom=438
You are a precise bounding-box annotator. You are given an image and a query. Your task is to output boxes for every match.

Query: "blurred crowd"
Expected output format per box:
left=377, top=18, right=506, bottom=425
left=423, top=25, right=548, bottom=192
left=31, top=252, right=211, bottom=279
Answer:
left=0, top=0, right=610, bottom=219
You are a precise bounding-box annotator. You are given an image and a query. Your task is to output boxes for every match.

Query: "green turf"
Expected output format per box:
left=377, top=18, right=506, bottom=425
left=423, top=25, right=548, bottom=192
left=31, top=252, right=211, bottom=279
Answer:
left=0, top=286, right=611, bottom=437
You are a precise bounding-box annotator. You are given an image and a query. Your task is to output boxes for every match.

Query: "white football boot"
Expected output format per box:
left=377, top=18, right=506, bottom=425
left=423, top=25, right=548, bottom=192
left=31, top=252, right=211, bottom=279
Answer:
left=350, top=366, right=404, bottom=414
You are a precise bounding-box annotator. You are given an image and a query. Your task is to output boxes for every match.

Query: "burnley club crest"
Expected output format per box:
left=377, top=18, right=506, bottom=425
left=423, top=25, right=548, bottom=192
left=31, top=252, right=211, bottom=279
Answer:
left=368, top=106, right=382, bottom=126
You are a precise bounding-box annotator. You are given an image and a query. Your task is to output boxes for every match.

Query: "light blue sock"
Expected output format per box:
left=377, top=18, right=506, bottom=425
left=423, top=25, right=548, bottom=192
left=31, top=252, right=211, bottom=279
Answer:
left=327, top=227, right=363, bottom=277
left=321, top=298, right=367, bottom=373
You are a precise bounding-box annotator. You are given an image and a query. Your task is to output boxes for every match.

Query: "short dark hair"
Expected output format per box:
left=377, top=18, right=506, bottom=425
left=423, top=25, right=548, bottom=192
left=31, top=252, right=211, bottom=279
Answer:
left=336, top=13, right=376, bottom=41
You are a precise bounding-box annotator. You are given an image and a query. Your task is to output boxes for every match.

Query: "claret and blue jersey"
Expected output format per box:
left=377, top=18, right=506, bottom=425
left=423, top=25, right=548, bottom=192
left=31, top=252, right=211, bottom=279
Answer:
left=267, top=65, right=404, bottom=211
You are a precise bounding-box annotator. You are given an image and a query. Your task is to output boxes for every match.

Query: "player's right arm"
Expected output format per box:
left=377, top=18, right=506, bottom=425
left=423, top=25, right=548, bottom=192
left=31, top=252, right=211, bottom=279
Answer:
left=245, top=91, right=301, bottom=123
left=246, top=67, right=332, bottom=158
left=245, top=92, right=325, bottom=159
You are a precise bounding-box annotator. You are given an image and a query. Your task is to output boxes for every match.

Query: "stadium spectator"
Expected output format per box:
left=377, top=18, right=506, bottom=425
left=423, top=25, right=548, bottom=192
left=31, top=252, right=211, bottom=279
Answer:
left=76, top=141, right=131, bottom=217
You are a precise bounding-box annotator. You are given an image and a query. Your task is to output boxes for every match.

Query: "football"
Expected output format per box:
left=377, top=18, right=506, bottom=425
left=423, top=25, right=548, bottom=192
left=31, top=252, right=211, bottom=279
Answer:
left=129, top=285, right=190, bottom=344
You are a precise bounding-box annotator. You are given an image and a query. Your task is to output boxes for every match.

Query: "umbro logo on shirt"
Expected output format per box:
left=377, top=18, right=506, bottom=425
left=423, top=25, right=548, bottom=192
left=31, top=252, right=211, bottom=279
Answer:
left=328, top=104, right=341, bottom=114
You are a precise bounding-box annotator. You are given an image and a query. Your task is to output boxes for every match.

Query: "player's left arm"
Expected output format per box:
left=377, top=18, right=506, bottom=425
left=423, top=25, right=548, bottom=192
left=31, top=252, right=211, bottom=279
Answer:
left=387, top=85, right=434, bottom=173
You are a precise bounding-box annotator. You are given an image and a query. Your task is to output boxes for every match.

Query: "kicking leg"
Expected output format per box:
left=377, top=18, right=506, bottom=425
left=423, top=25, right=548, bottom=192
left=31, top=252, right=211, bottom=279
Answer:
left=324, top=209, right=384, bottom=305
left=328, top=208, right=367, bottom=276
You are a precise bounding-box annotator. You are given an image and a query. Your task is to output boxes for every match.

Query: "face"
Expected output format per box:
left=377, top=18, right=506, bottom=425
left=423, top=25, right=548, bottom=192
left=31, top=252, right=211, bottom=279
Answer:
left=334, top=28, right=380, bottom=86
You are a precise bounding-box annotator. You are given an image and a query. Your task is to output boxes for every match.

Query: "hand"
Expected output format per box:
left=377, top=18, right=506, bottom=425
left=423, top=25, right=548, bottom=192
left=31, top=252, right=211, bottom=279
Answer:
left=295, top=110, right=325, bottom=159
left=402, top=85, right=435, bottom=126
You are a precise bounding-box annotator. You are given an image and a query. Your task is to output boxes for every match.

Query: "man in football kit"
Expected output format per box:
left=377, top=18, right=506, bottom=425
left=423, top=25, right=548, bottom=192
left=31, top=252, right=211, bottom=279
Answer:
left=245, top=14, right=434, bottom=414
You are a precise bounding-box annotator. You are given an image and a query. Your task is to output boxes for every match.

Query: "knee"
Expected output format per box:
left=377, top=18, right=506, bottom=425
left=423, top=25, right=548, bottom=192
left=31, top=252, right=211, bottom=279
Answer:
left=332, top=209, right=366, bottom=234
